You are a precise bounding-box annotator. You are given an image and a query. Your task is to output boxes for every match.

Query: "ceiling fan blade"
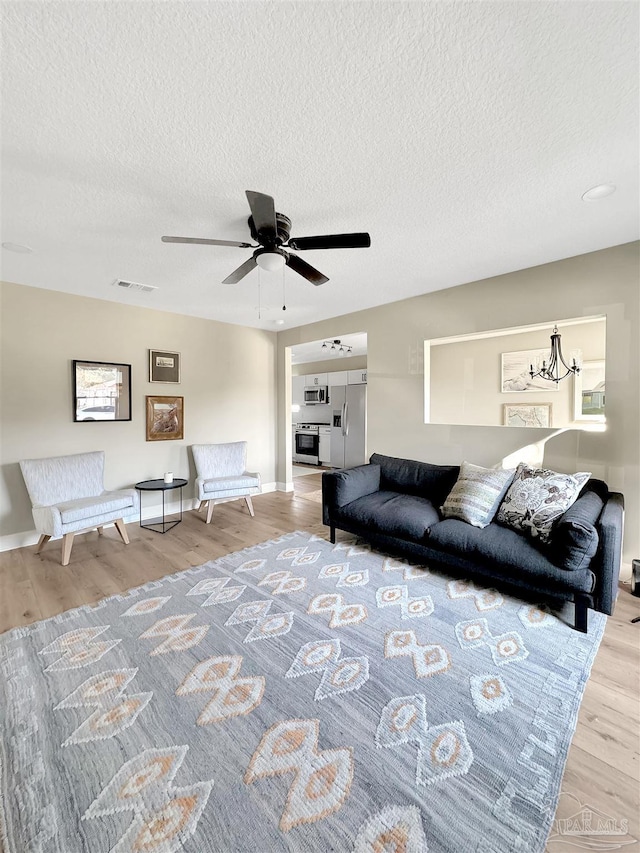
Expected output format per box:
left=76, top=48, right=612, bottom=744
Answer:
left=222, top=255, right=258, bottom=284
left=245, top=191, right=277, bottom=239
left=162, top=236, right=254, bottom=248
left=286, top=252, right=329, bottom=286
left=288, top=232, right=371, bottom=251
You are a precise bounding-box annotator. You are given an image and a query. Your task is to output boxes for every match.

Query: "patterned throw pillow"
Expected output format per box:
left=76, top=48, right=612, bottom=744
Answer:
left=495, top=463, right=591, bottom=543
left=440, top=462, right=516, bottom=529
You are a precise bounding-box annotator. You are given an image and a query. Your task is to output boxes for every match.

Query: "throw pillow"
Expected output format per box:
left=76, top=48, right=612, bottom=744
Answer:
left=496, top=463, right=591, bottom=543
left=440, top=462, right=516, bottom=528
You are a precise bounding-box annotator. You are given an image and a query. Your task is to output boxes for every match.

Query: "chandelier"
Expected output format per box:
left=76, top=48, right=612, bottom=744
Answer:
left=529, top=325, right=581, bottom=384
left=321, top=339, right=352, bottom=356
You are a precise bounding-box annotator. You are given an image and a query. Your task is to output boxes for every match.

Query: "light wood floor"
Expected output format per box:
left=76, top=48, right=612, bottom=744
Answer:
left=1, top=473, right=638, bottom=852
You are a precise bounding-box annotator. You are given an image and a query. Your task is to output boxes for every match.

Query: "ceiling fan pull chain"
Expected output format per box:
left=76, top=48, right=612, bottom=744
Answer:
left=282, top=265, right=286, bottom=312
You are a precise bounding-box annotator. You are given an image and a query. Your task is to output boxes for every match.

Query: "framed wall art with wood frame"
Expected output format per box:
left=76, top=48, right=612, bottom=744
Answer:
left=149, top=349, right=181, bottom=383
left=146, top=396, right=184, bottom=441
left=503, top=403, right=552, bottom=428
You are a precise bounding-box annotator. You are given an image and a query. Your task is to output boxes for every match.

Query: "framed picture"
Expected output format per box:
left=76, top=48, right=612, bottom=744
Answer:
left=501, top=349, right=559, bottom=393
left=146, top=395, right=184, bottom=441
left=73, top=360, right=132, bottom=422
left=503, top=403, right=552, bottom=428
left=149, top=349, right=181, bottom=383
left=574, top=360, right=605, bottom=421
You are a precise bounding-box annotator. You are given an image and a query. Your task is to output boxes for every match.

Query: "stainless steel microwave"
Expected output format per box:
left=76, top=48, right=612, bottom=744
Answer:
left=304, top=385, right=328, bottom=404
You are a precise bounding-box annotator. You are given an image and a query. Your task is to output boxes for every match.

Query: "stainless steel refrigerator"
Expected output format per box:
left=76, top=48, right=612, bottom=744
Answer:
left=330, top=384, right=367, bottom=468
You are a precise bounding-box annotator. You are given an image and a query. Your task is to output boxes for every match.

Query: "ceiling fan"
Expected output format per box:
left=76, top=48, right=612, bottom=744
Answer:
left=162, top=190, right=371, bottom=286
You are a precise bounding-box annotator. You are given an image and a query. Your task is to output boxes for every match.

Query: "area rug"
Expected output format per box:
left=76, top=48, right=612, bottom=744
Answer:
left=0, top=531, right=606, bottom=853
left=297, top=488, right=323, bottom=503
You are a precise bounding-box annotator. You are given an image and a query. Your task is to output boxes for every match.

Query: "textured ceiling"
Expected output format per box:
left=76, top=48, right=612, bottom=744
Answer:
left=1, top=2, right=638, bottom=331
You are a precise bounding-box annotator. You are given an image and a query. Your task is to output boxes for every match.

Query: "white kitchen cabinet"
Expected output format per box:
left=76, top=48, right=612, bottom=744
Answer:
left=327, top=370, right=348, bottom=388
left=304, top=373, right=328, bottom=387
left=347, top=369, right=367, bottom=384
left=292, top=375, right=306, bottom=406
left=319, top=427, right=331, bottom=464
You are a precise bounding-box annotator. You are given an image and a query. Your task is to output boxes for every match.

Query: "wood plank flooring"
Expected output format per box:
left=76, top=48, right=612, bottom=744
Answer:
left=0, top=472, right=638, bottom=852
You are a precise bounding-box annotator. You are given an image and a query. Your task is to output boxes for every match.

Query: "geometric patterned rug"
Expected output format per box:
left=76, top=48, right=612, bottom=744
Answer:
left=0, top=531, right=606, bottom=853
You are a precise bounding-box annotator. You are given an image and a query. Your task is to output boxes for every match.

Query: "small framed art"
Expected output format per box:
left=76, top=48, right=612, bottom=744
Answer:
left=149, top=349, right=181, bottom=383
left=503, top=403, right=552, bottom=428
left=146, top=395, right=184, bottom=441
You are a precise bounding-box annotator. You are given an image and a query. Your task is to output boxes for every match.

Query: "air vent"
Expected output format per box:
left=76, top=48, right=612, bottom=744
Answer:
left=112, top=279, right=157, bottom=293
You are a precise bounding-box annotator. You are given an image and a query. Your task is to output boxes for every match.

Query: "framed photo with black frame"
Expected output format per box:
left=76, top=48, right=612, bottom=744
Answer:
left=149, top=349, right=181, bottom=384
left=73, top=360, right=132, bottom=422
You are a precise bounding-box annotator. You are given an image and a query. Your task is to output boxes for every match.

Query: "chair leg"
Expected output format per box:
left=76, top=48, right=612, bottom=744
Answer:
left=36, top=534, right=51, bottom=554
left=206, top=501, right=215, bottom=524
left=195, top=501, right=203, bottom=512
left=97, top=526, right=104, bottom=536
left=245, top=496, right=255, bottom=517
left=114, top=518, right=130, bottom=545
left=61, top=533, right=75, bottom=566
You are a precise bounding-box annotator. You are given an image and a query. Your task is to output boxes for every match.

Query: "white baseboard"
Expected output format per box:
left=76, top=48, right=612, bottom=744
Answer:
left=0, top=483, right=284, bottom=552
left=0, top=530, right=42, bottom=552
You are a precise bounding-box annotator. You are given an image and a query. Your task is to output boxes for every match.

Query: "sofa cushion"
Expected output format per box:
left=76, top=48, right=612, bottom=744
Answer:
left=336, top=491, right=440, bottom=543
left=202, top=475, right=260, bottom=494
left=441, top=462, right=515, bottom=528
left=495, top=463, right=591, bottom=543
left=326, top=464, right=381, bottom=508
left=370, top=453, right=459, bottom=507
left=427, top=519, right=594, bottom=593
left=546, top=490, right=604, bottom=571
left=580, top=478, right=609, bottom=502
left=59, top=493, right=134, bottom=525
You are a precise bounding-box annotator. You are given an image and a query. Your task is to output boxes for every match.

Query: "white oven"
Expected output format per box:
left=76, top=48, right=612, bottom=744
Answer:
left=294, top=424, right=320, bottom=465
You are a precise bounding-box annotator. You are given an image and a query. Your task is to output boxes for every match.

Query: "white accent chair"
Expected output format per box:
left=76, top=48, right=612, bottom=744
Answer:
left=192, top=442, right=261, bottom=523
left=19, top=451, right=139, bottom=566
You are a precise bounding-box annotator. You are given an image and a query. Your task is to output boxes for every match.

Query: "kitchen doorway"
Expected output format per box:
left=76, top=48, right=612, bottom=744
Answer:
left=289, top=332, right=367, bottom=495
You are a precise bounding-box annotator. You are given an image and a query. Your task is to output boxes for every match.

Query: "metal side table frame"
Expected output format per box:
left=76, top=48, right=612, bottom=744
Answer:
left=135, top=478, right=188, bottom=533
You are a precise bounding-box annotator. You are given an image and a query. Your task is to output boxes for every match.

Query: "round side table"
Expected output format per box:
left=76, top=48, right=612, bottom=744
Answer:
left=135, top=478, right=188, bottom=533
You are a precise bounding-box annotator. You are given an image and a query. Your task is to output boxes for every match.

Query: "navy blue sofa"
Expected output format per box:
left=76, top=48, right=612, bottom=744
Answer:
left=322, top=453, right=624, bottom=632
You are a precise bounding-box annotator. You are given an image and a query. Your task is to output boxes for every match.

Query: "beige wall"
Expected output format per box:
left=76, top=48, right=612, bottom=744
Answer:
left=0, top=282, right=277, bottom=543
left=277, top=242, right=640, bottom=562
left=429, top=319, right=606, bottom=427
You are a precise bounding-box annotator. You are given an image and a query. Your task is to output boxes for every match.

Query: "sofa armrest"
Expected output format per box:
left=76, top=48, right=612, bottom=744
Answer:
left=593, top=492, right=624, bottom=614
left=322, top=465, right=381, bottom=526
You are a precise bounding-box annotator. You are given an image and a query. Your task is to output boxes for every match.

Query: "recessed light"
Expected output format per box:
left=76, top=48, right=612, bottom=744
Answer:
left=274, top=319, right=285, bottom=326
left=581, top=184, right=616, bottom=201
left=2, top=242, right=34, bottom=253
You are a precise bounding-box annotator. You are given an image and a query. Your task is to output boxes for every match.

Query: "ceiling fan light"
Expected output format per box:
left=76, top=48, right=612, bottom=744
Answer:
left=256, top=252, right=285, bottom=272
